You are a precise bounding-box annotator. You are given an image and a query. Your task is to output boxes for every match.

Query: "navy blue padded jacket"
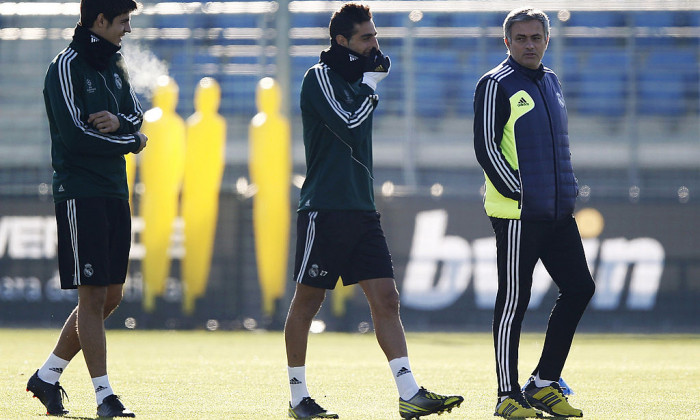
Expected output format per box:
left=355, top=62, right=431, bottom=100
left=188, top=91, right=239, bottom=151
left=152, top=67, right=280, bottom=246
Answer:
left=473, top=55, right=578, bottom=221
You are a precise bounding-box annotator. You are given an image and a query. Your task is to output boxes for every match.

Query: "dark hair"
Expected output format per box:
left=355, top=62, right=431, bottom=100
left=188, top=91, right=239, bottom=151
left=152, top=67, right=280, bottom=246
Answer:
left=80, top=0, right=139, bottom=28
left=329, top=3, right=372, bottom=44
left=503, top=7, right=550, bottom=44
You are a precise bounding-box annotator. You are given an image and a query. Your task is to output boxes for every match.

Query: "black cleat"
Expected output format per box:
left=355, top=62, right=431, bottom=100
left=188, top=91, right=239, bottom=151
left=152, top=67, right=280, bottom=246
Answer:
left=399, top=387, right=464, bottom=419
left=26, top=370, right=69, bottom=416
left=288, top=397, right=339, bottom=419
left=97, top=394, right=135, bottom=418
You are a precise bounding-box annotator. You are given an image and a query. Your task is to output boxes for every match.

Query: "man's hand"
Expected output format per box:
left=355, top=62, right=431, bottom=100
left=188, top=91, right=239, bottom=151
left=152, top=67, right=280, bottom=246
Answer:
left=361, top=48, right=391, bottom=90
left=133, top=132, right=148, bottom=154
left=88, top=110, right=120, bottom=133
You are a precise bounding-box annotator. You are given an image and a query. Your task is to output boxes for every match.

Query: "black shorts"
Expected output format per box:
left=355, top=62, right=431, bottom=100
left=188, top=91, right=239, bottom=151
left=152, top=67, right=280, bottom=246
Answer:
left=293, top=210, right=394, bottom=289
left=55, top=197, right=131, bottom=289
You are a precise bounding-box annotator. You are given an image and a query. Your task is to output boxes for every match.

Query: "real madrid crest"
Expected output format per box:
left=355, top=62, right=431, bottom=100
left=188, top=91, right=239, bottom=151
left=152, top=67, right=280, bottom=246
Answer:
left=114, top=73, right=122, bottom=89
left=308, top=264, right=320, bottom=278
left=83, top=263, right=94, bottom=277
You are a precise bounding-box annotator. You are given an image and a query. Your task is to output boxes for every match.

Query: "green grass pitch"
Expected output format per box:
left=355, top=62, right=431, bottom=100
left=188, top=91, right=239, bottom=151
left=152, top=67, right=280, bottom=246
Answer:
left=1, top=329, right=697, bottom=419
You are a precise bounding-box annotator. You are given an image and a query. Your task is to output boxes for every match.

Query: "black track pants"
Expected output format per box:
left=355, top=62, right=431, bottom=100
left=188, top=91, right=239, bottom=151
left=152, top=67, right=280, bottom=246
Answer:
left=490, top=216, right=595, bottom=396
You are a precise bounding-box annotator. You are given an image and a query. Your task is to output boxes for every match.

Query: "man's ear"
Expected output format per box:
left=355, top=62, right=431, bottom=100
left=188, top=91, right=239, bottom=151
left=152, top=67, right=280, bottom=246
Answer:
left=503, top=37, right=510, bottom=50
left=335, top=34, right=349, bottom=48
left=94, top=13, right=108, bottom=28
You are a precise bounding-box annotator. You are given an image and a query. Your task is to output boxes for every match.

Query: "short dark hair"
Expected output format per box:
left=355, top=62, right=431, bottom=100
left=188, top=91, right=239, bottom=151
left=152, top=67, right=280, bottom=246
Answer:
left=329, top=3, right=372, bottom=44
left=80, top=0, right=139, bottom=28
left=503, top=7, right=550, bottom=44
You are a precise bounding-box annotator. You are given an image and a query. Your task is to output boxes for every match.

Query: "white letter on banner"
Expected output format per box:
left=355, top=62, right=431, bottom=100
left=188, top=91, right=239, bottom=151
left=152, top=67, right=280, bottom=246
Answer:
left=591, top=238, right=628, bottom=310
left=43, top=217, right=57, bottom=259
left=472, top=237, right=498, bottom=309
left=625, top=238, right=664, bottom=310
left=402, top=210, right=471, bottom=310
left=9, top=217, right=45, bottom=259
left=581, top=238, right=600, bottom=277
left=0, top=217, right=56, bottom=259
left=592, top=237, right=664, bottom=310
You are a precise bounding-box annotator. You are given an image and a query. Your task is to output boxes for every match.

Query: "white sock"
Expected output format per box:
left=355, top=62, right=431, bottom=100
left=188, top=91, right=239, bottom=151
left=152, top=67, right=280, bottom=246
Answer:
left=389, top=357, right=420, bottom=400
left=37, top=353, right=69, bottom=384
left=534, top=372, right=556, bottom=388
left=92, top=375, right=114, bottom=405
left=288, top=366, right=310, bottom=407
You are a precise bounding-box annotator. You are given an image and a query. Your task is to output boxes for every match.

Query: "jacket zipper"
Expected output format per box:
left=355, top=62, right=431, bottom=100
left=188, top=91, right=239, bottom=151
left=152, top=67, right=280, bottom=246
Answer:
left=537, top=79, right=558, bottom=218
left=98, top=71, right=120, bottom=113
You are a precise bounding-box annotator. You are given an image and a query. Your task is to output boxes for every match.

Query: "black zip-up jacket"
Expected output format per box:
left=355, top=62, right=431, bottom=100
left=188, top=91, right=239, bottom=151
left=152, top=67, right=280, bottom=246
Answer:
left=297, top=44, right=378, bottom=212
left=473, top=56, right=578, bottom=221
left=44, top=24, right=143, bottom=203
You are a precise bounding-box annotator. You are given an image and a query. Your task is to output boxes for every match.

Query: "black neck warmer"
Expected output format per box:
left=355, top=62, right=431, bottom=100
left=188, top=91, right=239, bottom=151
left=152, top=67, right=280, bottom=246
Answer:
left=319, top=43, right=367, bottom=83
left=71, top=24, right=120, bottom=71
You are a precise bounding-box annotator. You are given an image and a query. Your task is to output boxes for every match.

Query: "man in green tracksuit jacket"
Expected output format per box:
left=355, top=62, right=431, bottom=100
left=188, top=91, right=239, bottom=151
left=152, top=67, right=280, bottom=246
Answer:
left=283, top=3, right=464, bottom=420
left=26, top=0, right=146, bottom=417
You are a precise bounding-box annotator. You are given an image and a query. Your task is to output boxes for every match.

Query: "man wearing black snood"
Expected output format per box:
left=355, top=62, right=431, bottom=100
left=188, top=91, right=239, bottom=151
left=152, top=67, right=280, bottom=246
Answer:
left=283, top=3, right=464, bottom=419
left=27, top=0, right=146, bottom=417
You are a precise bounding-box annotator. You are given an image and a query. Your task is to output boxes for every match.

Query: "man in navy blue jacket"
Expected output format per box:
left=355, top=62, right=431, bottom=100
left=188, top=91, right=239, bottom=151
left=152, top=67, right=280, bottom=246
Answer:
left=473, top=7, right=595, bottom=418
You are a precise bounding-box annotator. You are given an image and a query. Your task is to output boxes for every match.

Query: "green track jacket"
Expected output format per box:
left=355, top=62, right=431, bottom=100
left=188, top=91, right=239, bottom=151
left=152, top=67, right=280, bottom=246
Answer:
left=44, top=26, right=143, bottom=203
left=297, top=62, right=378, bottom=212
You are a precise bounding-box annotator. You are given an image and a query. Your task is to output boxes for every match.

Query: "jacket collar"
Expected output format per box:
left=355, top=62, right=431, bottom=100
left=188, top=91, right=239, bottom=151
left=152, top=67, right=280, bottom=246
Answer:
left=319, top=43, right=367, bottom=83
left=70, top=24, right=120, bottom=71
left=507, top=55, right=545, bottom=81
